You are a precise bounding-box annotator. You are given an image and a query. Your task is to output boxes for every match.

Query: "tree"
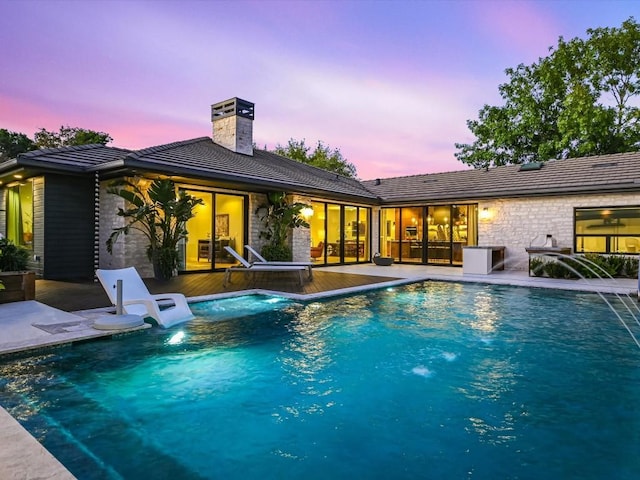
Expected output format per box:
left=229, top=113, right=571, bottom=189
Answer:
left=34, top=125, right=113, bottom=149
left=274, top=138, right=358, bottom=178
left=0, top=129, right=36, bottom=160
left=255, top=191, right=310, bottom=261
left=106, top=178, right=203, bottom=280
left=455, top=17, right=640, bottom=169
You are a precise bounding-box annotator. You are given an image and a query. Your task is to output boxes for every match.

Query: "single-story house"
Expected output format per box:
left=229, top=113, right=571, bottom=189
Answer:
left=0, top=97, right=638, bottom=280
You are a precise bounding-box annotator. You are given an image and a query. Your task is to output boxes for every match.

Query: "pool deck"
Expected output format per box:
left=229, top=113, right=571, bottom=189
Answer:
left=0, top=264, right=637, bottom=479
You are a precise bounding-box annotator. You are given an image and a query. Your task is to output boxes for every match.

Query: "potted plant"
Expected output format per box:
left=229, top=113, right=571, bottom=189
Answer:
left=255, top=192, right=310, bottom=261
left=106, top=178, right=203, bottom=280
left=0, top=237, right=35, bottom=303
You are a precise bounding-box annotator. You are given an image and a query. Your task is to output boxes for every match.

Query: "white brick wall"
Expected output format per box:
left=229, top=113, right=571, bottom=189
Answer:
left=479, top=193, right=640, bottom=270
left=99, top=180, right=154, bottom=277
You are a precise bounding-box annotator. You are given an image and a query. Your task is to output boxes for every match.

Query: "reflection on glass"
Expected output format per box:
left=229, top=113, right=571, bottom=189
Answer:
left=6, top=180, right=33, bottom=249
left=575, top=207, right=640, bottom=254
left=182, top=191, right=244, bottom=271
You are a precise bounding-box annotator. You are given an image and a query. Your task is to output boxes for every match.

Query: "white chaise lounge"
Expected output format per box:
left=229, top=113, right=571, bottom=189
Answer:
left=244, top=245, right=313, bottom=279
left=223, top=246, right=308, bottom=287
left=96, top=267, right=195, bottom=328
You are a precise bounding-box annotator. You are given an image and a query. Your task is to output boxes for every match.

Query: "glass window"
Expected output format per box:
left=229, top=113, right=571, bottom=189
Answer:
left=309, top=201, right=326, bottom=262
left=381, top=204, right=478, bottom=265
left=380, top=208, right=400, bottom=260
left=181, top=190, right=245, bottom=271
left=326, top=204, right=342, bottom=264
left=6, top=181, right=33, bottom=249
left=575, top=207, right=640, bottom=254
left=309, top=202, right=370, bottom=264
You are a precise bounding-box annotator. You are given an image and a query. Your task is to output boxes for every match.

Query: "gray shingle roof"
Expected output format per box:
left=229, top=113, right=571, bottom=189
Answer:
left=5, top=138, right=377, bottom=201
left=13, top=144, right=131, bottom=171
left=123, top=137, right=376, bottom=200
left=362, top=151, right=640, bottom=204
left=6, top=139, right=639, bottom=204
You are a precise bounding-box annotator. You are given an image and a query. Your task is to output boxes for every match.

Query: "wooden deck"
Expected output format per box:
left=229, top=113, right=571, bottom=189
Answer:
left=35, top=270, right=401, bottom=312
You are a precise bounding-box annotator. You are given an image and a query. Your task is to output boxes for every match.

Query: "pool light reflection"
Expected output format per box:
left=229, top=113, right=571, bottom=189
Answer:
left=167, top=331, right=185, bottom=345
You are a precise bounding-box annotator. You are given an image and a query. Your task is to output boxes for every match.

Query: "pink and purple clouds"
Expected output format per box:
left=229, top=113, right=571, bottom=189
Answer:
left=0, top=0, right=635, bottom=179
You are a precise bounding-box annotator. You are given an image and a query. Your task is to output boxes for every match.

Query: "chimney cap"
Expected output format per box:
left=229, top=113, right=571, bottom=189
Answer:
left=211, top=97, right=255, bottom=121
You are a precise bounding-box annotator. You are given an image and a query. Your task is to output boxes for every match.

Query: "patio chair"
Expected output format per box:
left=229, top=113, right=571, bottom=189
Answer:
left=310, top=241, right=324, bottom=259
left=245, top=245, right=313, bottom=279
left=96, top=267, right=195, bottom=328
left=223, top=246, right=307, bottom=287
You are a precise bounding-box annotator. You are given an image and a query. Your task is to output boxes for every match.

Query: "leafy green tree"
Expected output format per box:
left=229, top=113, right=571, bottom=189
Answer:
left=274, top=138, right=358, bottom=178
left=34, top=125, right=113, bottom=149
left=456, top=17, right=640, bottom=168
left=255, top=192, right=310, bottom=261
left=0, top=129, right=36, bottom=160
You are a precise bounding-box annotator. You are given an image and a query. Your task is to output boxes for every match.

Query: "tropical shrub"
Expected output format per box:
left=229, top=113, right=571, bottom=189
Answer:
left=0, top=238, right=30, bottom=271
left=106, top=178, right=203, bottom=280
left=255, top=192, right=310, bottom=261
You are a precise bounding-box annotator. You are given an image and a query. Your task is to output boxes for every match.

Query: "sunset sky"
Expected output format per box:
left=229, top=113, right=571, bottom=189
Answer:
left=0, top=0, right=636, bottom=179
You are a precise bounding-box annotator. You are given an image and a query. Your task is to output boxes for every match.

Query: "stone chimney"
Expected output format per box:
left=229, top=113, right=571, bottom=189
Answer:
left=211, top=97, right=254, bottom=155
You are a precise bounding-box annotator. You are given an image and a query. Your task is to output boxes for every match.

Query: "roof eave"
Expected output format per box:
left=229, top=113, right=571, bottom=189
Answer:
left=93, top=158, right=379, bottom=203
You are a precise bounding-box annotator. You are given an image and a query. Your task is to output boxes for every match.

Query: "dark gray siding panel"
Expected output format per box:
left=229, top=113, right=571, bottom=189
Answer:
left=43, top=174, right=95, bottom=280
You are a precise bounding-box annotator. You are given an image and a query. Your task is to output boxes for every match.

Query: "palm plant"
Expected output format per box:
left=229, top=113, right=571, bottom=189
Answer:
left=255, top=192, right=310, bottom=261
left=106, top=178, right=203, bottom=280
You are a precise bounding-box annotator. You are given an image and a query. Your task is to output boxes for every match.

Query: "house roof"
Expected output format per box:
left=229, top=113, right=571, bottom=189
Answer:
left=362, top=151, right=640, bottom=204
left=2, top=138, right=377, bottom=202
left=3, top=138, right=639, bottom=205
left=1, top=144, right=131, bottom=172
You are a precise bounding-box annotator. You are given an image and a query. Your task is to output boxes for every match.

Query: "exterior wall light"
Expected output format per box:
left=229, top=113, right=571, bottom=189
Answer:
left=301, top=206, right=314, bottom=218
left=480, top=207, right=491, bottom=221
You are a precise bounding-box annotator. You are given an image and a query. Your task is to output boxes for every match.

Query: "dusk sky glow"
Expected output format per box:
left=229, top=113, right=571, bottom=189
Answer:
left=1, top=0, right=637, bottom=180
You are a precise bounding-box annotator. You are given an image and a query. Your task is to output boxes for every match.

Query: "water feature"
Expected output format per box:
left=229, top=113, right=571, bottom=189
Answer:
left=528, top=252, right=640, bottom=349
left=1, top=283, right=639, bottom=479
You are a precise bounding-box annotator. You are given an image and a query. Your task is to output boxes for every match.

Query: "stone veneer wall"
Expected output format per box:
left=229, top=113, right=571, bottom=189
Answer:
left=250, top=192, right=311, bottom=262
left=248, top=192, right=266, bottom=257
left=479, top=192, right=640, bottom=270
left=212, top=115, right=253, bottom=156
left=290, top=194, right=311, bottom=262
left=99, top=180, right=154, bottom=277
left=370, top=206, right=380, bottom=256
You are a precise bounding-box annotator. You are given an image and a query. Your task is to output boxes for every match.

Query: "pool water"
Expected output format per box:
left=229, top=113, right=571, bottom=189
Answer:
left=1, top=282, right=639, bottom=479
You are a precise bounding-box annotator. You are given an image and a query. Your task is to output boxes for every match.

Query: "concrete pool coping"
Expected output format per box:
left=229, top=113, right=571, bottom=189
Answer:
left=0, top=265, right=637, bottom=479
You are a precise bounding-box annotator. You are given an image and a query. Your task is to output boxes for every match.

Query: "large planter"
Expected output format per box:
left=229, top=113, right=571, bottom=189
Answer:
left=152, top=249, right=177, bottom=281
left=373, top=255, right=394, bottom=266
left=0, top=271, right=36, bottom=304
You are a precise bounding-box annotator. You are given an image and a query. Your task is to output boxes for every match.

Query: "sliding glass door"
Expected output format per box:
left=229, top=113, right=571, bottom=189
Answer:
left=380, top=204, right=477, bottom=266
left=181, top=189, right=246, bottom=272
left=308, top=202, right=371, bottom=265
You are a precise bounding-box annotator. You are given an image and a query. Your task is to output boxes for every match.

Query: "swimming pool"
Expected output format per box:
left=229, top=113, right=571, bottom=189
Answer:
left=1, top=281, right=639, bottom=479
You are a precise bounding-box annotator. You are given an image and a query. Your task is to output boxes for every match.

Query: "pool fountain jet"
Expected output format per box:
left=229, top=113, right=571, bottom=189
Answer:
left=531, top=252, right=640, bottom=350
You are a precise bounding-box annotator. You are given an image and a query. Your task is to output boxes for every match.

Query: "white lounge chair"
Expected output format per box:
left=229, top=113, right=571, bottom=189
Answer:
left=245, top=245, right=313, bottom=279
left=96, top=267, right=195, bottom=328
left=223, top=246, right=307, bottom=287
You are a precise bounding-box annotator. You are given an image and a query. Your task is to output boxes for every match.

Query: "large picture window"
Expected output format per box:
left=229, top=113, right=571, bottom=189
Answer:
left=575, top=206, right=640, bottom=254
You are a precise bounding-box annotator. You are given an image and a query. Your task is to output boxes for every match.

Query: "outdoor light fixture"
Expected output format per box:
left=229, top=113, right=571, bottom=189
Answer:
left=301, top=206, right=314, bottom=218
left=480, top=207, right=491, bottom=220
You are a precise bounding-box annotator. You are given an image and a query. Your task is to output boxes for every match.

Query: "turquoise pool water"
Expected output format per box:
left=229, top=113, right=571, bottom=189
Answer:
left=1, top=281, right=639, bottom=479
